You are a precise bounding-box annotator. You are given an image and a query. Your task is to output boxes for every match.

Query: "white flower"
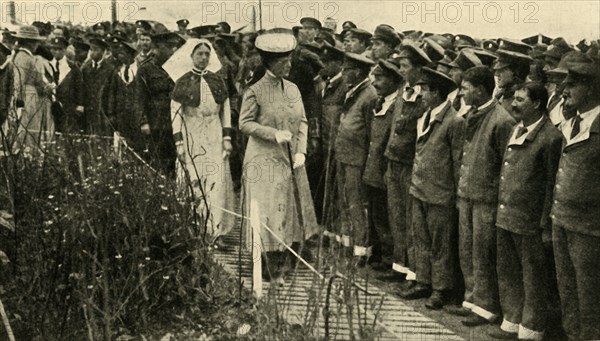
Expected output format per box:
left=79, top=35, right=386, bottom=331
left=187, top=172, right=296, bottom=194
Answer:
left=48, top=195, right=54, bottom=199
left=115, top=254, right=122, bottom=259
left=162, top=275, right=170, bottom=280
left=114, top=191, right=121, bottom=195
left=160, top=205, right=168, bottom=211
left=236, top=324, right=251, bottom=336
left=68, top=192, right=74, bottom=196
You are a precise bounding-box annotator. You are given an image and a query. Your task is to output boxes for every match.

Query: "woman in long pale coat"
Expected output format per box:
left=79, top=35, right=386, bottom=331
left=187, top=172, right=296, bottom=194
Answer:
left=169, top=39, right=235, bottom=243
left=239, top=29, right=318, bottom=282
left=3, top=26, right=54, bottom=153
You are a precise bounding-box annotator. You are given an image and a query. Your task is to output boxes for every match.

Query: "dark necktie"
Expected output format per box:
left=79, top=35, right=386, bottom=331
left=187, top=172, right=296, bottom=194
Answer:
left=124, top=64, right=130, bottom=82
left=374, top=96, right=385, bottom=113
left=422, top=109, right=432, bottom=132
left=54, top=59, right=60, bottom=84
left=452, top=96, right=461, bottom=111
left=516, top=126, right=528, bottom=139
left=570, top=115, right=582, bottom=139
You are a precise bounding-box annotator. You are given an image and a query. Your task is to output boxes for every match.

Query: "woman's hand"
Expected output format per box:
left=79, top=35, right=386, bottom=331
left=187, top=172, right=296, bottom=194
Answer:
left=275, top=130, right=293, bottom=144
left=223, top=140, right=233, bottom=159
left=293, top=153, right=306, bottom=169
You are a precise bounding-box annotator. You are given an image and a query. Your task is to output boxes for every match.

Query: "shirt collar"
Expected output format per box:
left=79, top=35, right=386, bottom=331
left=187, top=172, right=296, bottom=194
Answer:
left=375, top=90, right=399, bottom=116
left=447, top=88, right=459, bottom=101
left=430, top=100, right=447, bottom=120
left=346, top=77, right=370, bottom=97
left=402, top=82, right=421, bottom=102
left=577, top=105, right=600, bottom=119
left=477, top=97, right=495, bottom=112
left=19, top=47, right=34, bottom=56
left=518, top=114, right=544, bottom=133
left=329, top=72, right=343, bottom=84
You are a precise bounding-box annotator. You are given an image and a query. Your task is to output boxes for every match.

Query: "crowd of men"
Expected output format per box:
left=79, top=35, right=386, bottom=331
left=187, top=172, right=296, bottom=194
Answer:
left=0, top=15, right=598, bottom=341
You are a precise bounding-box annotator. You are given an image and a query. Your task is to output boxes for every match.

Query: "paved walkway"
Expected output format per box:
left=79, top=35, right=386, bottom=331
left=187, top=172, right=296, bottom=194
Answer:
left=213, top=221, right=463, bottom=341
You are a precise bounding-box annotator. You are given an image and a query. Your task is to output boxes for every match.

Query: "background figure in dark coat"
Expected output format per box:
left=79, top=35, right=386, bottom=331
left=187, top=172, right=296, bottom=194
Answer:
left=0, top=42, right=12, bottom=127
left=104, top=41, right=143, bottom=151
left=288, top=43, right=325, bottom=221
left=318, top=42, right=346, bottom=231
left=82, top=36, right=114, bottom=136
left=49, top=37, right=85, bottom=134
left=134, top=32, right=183, bottom=178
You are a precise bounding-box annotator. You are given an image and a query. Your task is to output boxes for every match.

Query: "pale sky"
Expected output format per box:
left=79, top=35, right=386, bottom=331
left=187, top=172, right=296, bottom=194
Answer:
left=2, top=0, right=599, bottom=43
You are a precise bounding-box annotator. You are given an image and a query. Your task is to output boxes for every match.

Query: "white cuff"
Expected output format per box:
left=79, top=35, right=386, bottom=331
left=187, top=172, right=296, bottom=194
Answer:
left=500, top=319, right=519, bottom=333
left=518, top=324, right=544, bottom=340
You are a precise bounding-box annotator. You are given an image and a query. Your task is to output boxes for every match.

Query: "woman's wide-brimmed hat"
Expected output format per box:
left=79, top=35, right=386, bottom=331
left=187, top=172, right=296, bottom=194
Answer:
left=255, top=28, right=297, bottom=54
left=12, top=25, right=46, bottom=41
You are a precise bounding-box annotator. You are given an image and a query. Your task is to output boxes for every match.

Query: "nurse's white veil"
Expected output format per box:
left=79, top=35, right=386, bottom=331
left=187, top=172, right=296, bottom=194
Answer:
left=163, top=38, right=223, bottom=82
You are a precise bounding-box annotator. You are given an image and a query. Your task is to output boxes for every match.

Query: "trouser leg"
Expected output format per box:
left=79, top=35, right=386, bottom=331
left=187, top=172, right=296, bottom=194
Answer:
left=471, top=201, right=500, bottom=320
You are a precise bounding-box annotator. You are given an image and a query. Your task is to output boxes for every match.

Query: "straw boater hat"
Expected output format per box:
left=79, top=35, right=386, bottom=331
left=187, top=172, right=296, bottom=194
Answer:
left=13, top=25, right=45, bottom=41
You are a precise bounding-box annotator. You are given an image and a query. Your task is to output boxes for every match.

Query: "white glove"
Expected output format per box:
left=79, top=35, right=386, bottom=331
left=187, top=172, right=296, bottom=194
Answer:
left=275, top=130, right=293, bottom=144
left=293, top=153, right=306, bottom=169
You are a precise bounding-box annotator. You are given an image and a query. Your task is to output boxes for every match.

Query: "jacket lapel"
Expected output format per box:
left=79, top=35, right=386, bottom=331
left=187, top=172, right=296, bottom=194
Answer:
left=564, top=114, right=600, bottom=150
left=417, top=101, right=451, bottom=143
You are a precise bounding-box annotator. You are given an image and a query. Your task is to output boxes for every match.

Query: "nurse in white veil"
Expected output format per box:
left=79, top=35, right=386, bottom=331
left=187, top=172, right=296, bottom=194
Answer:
left=168, top=38, right=235, bottom=243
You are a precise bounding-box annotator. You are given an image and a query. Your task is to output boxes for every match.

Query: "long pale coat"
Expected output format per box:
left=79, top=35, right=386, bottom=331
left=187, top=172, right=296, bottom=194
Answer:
left=4, top=49, right=54, bottom=152
left=239, top=72, right=318, bottom=252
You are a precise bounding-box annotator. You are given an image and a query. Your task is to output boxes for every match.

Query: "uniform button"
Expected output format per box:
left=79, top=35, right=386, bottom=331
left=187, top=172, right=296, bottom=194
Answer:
left=501, top=176, right=505, bottom=180
left=558, top=168, right=563, bottom=173
left=504, top=161, right=509, bottom=166
left=508, top=147, right=512, bottom=152
left=556, top=184, right=561, bottom=189
left=554, top=200, right=558, bottom=204
left=500, top=204, right=505, bottom=209
left=463, top=152, right=467, bottom=156
left=551, top=214, right=556, bottom=219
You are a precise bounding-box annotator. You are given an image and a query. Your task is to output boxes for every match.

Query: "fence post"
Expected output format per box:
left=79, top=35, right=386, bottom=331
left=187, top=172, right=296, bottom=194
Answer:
left=250, top=199, right=262, bottom=299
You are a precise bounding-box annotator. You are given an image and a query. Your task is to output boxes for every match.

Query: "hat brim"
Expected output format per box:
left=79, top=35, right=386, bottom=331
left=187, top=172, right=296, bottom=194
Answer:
left=493, top=60, right=511, bottom=70
left=13, top=34, right=46, bottom=41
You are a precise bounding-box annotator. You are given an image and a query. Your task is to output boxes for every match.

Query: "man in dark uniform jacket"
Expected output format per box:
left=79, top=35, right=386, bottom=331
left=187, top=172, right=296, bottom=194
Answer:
left=104, top=41, right=143, bottom=151
left=334, top=52, right=377, bottom=260
left=134, top=32, right=184, bottom=178
left=455, top=66, right=515, bottom=326
left=551, top=56, right=600, bottom=341
left=402, top=67, right=463, bottom=310
left=288, top=21, right=325, bottom=222
left=318, top=42, right=346, bottom=234
left=383, top=41, right=430, bottom=287
left=82, top=36, right=114, bottom=136
left=490, top=82, right=562, bottom=340
left=363, top=58, right=400, bottom=269
left=49, top=37, right=85, bottom=133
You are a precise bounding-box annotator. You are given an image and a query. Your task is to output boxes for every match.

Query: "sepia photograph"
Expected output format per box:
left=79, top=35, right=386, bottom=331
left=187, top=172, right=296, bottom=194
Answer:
left=0, top=0, right=598, bottom=340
